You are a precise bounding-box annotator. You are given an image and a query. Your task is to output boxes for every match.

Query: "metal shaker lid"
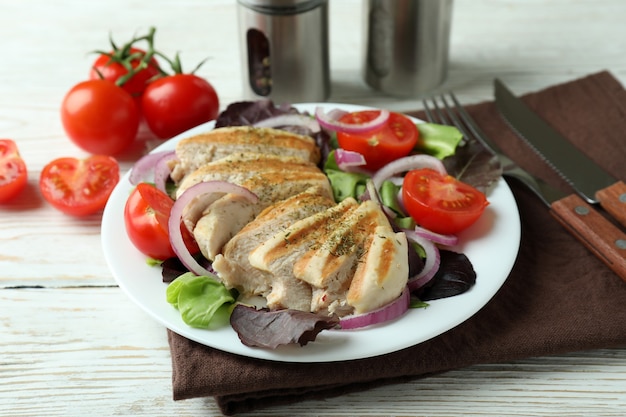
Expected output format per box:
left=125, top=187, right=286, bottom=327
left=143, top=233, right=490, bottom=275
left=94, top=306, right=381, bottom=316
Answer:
left=237, top=0, right=325, bottom=14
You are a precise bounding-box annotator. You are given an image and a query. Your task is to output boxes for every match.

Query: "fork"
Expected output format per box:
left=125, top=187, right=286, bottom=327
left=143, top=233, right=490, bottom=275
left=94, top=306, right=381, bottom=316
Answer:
left=421, top=92, right=626, bottom=281
left=421, top=92, right=563, bottom=205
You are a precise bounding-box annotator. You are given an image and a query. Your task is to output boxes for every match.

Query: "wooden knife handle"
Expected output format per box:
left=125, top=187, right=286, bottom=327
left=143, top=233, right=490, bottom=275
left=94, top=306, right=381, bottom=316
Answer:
left=596, top=180, right=626, bottom=229
left=550, top=194, right=626, bottom=282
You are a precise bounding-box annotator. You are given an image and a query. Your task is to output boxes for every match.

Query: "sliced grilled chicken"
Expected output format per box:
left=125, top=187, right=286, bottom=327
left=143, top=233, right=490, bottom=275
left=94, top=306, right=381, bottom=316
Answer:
left=347, top=226, right=408, bottom=314
left=171, top=126, right=320, bottom=183
left=248, top=198, right=359, bottom=311
left=174, top=153, right=325, bottom=232
left=292, top=200, right=392, bottom=315
left=193, top=169, right=333, bottom=260
left=175, top=152, right=321, bottom=198
left=212, top=186, right=336, bottom=299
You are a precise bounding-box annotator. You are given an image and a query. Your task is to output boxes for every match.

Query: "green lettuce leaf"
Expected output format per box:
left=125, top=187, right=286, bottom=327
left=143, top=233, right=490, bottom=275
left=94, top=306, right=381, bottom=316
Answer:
left=415, top=123, right=463, bottom=159
left=166, top=272, right=235, bottom=328
left=323, top=150, right=369, bottom=202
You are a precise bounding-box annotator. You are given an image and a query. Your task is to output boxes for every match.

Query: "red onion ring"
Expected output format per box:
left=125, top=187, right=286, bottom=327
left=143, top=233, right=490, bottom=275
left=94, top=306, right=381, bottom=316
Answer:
left=315, top=107, right=390, bottom=134
left=339, top=286, right=410, bottom=330
left=253, top=114, right=321, bottom=133
left=154, top=152, right=178, bottom=194
left=404, top=230, right=440, bottom=292
left=412, top=225, right=458, bottom=247
left=168, top=181, right=259, bottom=276
left=129, top=150, right=175, bottom=185
left=363, top=179, right=381, bottom=205
left=371, top=154, right=447, bottom=190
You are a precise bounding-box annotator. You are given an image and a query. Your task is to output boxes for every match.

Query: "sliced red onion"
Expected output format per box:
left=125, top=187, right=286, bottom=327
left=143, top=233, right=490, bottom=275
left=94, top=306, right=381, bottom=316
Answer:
left=154, top=152, right=178, bottom=194
left=372, top=154, right=447, bottom=190
left=169, top=181, right=259, bottom=276
left=381, top=205, right=397, bottom=219
left=413, top=225, right=459, bottom=246
left=404, top=230, right=441, bottom=292
left=339, top=287, right=410, bottom=330
left=129, top=150, right=175, bottom=185
left=363, top=179, right=381, bottom=205
left=335, top=148, right=368, bottom=172
left=396, top=188, right=407, bottom=214
left=315, top=107, right=390, bottom=134
left=253, top=114, right=321, bottom=133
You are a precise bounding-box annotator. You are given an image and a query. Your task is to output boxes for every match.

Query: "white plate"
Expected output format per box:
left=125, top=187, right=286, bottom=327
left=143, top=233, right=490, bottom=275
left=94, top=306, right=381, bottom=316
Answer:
left=102, top=103, right=521, bottom=363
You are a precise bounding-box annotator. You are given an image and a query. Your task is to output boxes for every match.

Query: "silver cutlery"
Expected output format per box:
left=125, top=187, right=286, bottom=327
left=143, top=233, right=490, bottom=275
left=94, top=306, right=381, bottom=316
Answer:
left=494, top=78, right=626, bottom=228
left=421, top=92, right=626, bottom=281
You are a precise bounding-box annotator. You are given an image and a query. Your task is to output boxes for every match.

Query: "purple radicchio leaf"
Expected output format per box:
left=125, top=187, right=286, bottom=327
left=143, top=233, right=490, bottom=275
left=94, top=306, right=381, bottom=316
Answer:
left=443, top=137, right=502, bottom=194
left=417, top=250, right=477, bottom=301
left=230, top=305, right=340, bottom=349
left=214, top=100, right=297, bottom=128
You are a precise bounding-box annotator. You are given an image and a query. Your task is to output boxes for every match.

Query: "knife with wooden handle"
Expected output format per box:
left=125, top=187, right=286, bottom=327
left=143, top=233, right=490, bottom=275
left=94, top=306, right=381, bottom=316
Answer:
left=453, top=86, right=626, bottom=281
left=494, top=78, right=626, bottom=229
left=550, top=194, right=626, bottom=280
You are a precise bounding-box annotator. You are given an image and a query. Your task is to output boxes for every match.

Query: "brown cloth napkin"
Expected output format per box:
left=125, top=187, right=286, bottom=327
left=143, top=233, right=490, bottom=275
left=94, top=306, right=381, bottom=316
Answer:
left=167, top=71, right=626, bottom=416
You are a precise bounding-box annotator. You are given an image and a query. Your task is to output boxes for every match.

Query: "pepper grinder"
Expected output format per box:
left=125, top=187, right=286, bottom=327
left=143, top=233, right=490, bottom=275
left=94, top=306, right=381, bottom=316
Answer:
left=237, top=0, right=330, bottom=104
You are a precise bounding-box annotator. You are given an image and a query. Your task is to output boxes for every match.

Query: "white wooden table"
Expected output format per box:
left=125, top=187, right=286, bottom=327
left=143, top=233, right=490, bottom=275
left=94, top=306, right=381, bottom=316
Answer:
left=2, top=0, right=626, bottom=415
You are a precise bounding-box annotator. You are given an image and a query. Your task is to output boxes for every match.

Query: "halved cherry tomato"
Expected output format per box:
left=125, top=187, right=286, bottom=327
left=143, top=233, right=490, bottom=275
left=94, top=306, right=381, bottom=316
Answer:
left=0, top=139, right=28, bottom=203
left=336, top=111, right=419, bottom=171
left=141, top=73, right=219, bottom=139
left=124, top=183, right=198, bottom=260
left=39, top=155, right=119, bottom=217
left=402, top=168, right=488, bottom=235
left=60, top=79, right=140, bottom=155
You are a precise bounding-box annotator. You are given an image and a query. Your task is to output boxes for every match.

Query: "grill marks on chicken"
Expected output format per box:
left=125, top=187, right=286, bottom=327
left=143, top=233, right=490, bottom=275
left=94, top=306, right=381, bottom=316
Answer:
left=174, top=152, right=333, bottom=260
left=170, top=126, right=321, bottom=183
left=213, top=186, right=336, bottom=301
left=173, top=126, right=409, bottom=318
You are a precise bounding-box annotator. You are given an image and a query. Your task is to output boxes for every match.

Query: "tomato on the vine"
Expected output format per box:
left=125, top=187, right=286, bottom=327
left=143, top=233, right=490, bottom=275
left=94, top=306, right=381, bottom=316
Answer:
left=402, top=168, right=488, bottom=235
left=0, top=139, right=28, bottom=203
left=89, top=46, right=161, bottom=103
left=142, top=73, right=219, bottom=139
left=61, top=79, right=140, bottom=155
left=336, top=111, right=419, bottom=171
left=124, top=182, right=198, bottom=260
left=39, top=155, right=119, bottom=217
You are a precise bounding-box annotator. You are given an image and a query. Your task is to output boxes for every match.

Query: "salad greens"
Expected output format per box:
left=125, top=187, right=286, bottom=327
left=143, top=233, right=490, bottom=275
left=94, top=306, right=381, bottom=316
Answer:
left=160, top=101, right=490, bottom=342
left=166, top=272, right=236, bottom=328
left=415, top=123, right=463, bottom=159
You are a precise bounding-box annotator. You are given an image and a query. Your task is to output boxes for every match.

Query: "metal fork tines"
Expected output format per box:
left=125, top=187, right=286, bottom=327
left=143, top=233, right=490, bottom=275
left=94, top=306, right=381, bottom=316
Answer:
left=421, top=92, right=563, bottom=205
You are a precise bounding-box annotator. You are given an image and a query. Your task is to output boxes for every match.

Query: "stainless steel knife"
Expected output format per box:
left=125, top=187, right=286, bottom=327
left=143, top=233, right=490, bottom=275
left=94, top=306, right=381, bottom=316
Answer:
left=494, top=78, right=626, bottom=228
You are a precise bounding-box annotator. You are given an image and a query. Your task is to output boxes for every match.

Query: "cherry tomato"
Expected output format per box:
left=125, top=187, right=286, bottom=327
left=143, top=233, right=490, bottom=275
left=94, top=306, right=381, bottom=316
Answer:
left=402, top=168, right=488, bottom=235
left=0, top=139, right=28, bottom=203
left=124, top=183, right=198, bottom=260
left=336, top=111, right=419, bottom=171
left=141, top=73, right=219, bottom=139
left=61, top=79, right=140, bottom=155
left=39, top=155, right=120, bottom=217
left=89, top=47, right=160, bottom=111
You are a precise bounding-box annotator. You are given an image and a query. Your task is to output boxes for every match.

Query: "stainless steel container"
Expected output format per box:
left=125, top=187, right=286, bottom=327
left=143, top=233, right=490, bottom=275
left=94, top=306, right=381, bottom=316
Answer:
left=363, top=0, right=453, bottom=97
left=237, top=0, right=330, bottom=103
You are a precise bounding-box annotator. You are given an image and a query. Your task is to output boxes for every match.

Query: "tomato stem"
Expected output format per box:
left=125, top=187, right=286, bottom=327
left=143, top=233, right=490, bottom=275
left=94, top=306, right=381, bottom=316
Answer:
left=90, top=27, right=160, bottom=87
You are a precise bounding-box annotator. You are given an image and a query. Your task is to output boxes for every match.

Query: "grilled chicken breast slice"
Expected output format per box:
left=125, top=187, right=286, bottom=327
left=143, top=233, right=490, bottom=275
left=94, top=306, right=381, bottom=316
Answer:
left=175, top=152, right=321, bottom=198
left=212, top=186, right=336, bottom=298
left=248, top=198, right=359, bottom=311
left=193, top=169, right=333, bottom=260
left=292, top=200, right=392, bottom=315
left=171, top=126, right=320, bottom=183
left=175, top=153, right=323, bottom=232
left=347, top=226, right=408, bottom=314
